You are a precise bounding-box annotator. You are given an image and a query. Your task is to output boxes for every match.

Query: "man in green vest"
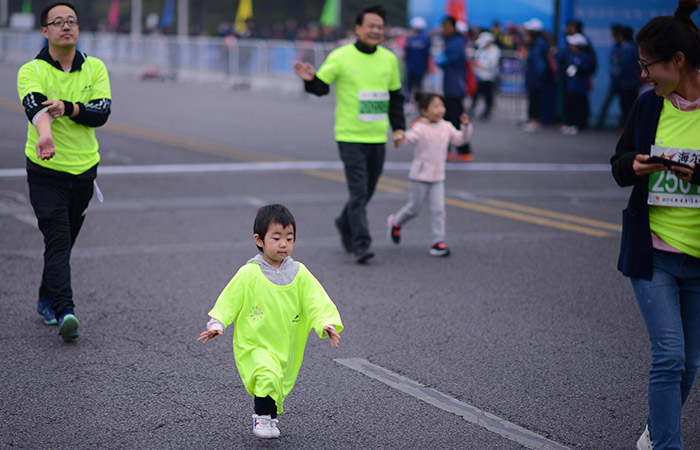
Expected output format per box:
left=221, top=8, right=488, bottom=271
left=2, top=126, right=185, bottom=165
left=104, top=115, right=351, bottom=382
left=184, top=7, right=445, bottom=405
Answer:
left=17, top=1, right=112, bottom=341
left=293, top=5, right=405, bottom=264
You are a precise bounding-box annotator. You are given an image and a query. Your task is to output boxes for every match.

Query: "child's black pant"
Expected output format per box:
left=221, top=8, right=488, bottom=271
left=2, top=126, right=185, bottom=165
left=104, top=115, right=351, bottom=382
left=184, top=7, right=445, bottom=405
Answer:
left=254, top=396, right=277, bottom=418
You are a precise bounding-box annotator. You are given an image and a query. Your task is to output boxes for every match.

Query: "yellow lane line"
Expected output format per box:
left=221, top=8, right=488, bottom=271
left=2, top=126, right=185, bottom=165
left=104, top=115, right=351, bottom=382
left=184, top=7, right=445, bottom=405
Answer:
left=445, top=197, right=614, bottom=237
left=302, top=169, right=345, bottom=183
left=302, top=169, right=406, bottom=193
left=0, top=98, right=23, bottom=112
left=483, top=198, right=622, bottom=232
left=0, top=99, right=284, bottom=163
left=103, top=122, right=284, bottom=163
left=1, top=99, right=615, bottom=236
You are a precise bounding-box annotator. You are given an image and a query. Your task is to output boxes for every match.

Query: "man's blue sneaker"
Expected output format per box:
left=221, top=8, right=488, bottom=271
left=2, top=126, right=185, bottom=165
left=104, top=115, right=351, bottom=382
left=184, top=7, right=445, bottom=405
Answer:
left=37, top=296, right=57, bottom=326
left=57, top=312, right=79, bottom=342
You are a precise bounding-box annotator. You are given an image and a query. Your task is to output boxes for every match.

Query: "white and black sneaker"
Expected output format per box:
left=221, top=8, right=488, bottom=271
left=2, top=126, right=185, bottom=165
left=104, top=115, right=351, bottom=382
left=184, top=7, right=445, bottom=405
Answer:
left=270, top=418, right=280, bottom=438
left=252, top=414, right=278, bottom=439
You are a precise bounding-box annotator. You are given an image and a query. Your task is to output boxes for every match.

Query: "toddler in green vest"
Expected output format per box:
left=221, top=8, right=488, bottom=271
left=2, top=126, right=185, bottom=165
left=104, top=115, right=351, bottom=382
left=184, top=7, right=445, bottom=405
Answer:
left=198, top=204, right=343, bottom=439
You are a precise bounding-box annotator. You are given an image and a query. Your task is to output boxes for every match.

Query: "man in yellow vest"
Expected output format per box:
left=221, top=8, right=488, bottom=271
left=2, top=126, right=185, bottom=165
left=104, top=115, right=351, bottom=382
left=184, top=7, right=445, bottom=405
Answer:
left=17, top=1, right=111, bottom=341
left=293, top=5, right=405, bottom=264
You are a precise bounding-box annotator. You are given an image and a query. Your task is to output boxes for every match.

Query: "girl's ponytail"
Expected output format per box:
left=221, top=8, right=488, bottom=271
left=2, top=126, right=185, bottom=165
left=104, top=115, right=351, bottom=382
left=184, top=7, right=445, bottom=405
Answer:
left=674, top=0, right=700, bottom=36
left=637, top=0, right=700, bottom=69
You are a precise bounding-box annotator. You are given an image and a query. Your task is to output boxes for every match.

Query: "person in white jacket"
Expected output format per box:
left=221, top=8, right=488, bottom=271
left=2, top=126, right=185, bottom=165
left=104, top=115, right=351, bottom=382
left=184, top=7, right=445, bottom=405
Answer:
left=470, top=31, right=502, bottom=120
left=387, top=92, right=473, bottom=256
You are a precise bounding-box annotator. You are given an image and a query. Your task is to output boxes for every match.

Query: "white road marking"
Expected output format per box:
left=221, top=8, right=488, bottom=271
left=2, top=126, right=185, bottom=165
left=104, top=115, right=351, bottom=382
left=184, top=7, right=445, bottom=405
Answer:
left=0, top=161, right=610, bottom=178
left=334, top=357, right=573, bottom=450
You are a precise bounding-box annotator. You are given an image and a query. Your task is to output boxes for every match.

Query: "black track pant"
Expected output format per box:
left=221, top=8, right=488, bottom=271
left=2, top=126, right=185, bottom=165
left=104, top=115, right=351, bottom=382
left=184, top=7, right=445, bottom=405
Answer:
left=29, top=182, right=93, bottom=316
left=255, top=396, right=278, bottom=418
left=336, top=142, right=385, bottom=253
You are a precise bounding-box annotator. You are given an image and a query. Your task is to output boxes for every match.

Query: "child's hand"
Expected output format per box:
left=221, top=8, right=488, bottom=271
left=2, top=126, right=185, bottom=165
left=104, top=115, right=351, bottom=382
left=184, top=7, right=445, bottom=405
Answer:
left=324, top=326, right=340, bottom=348
left=460, top=113, right=471, bottom=126
left=198, top=329, right=221, bottom=344
left=392, top=130, right=405, bottom=147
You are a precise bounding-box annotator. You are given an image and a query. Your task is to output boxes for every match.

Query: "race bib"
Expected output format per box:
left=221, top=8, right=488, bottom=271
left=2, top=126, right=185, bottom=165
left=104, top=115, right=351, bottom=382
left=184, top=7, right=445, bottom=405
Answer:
left=358, top=91, right=389, bottom=122
left=648, top=145, right=700, bottom=208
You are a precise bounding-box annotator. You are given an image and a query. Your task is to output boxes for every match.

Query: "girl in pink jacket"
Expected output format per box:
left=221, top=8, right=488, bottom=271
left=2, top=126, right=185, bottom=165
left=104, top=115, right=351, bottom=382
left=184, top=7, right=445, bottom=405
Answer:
left=387, top=92, right=473, bottom=256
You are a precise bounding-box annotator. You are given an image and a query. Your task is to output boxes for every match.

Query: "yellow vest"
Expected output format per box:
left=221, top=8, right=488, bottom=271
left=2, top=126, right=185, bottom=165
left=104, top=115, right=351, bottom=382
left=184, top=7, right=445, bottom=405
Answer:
left=17, top=53, right=111, bottom=175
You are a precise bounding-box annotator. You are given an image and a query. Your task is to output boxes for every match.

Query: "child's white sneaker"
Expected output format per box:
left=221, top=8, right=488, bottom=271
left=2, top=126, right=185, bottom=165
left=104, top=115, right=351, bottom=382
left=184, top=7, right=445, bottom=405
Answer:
left=252, top=414, right=278, bottom=439
left=270, top=418, right=280, bottom=438
left=636, top=424, right=653, bottom=450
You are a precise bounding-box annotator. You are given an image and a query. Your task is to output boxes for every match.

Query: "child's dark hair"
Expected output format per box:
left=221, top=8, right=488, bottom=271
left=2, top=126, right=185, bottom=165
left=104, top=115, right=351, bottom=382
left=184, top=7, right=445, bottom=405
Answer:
left=355, top=5, right=386, bottom=26
left=414, top=91, right=444, bottom=111
left=41, top=2, right=78, bottom=27
left=253, top=204, right=296, bottom=251
left=636, top=0, right=700, bottom=70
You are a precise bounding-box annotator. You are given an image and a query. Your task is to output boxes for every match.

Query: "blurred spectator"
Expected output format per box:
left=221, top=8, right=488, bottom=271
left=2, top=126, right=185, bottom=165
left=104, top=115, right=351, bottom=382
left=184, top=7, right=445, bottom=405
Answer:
left=615, top=26, right=641, bottom=128
left=319, top=24, right=336, bottom=42
left=470, top=31, right=501, bottom=120
left=284, top=18, right=299, bottom=40
left=491, top=21, right=515, bottom=50
left=561, top=33, right=593, bottom=135
left=565, top=19, right=597, bottom=75
left=556, top=19, right=596, bottom=125
left=404, top=16, right=431, bottom=104
left=522, top=18, right=554, bottom=132
left=217, top=21, right=235, bottom=37
left=506, top=22, right=523, bottom=50
left=596, top=24, right=624, bottom=128
left=238, top=17, right=256, bottom=38
left=437, top=16, right=472, bottom=161
left=271, top=23, right=284, bottom=39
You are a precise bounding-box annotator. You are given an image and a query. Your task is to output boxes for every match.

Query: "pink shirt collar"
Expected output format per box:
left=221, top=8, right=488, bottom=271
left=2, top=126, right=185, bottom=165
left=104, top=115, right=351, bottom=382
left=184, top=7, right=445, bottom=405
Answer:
left=665, top=91, right=700, bottom=111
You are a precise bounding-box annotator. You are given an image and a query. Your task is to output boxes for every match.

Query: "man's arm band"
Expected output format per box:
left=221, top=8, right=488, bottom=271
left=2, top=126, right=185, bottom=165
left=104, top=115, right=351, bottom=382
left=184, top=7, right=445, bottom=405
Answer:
left=22, top=92, right=48, bottom=122
left=71, top=98, right=112, bottom=127
left=62, top=101, right=74, bottom=117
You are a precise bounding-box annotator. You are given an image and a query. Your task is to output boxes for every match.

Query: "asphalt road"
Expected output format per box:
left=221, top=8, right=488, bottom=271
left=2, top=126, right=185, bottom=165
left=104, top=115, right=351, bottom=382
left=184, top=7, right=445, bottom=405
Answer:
left=1, top=60, right=698, bottom=449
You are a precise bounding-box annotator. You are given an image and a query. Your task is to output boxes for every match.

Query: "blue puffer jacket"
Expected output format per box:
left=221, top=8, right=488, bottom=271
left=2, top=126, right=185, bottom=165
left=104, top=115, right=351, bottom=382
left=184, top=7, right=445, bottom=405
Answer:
left=405, top=32, right=431, bottom=77
left=436, top=33, right=467, bottom=98
left=525, top=34, right=552, bottom=90
left=565, top=50, right=592, bottom=94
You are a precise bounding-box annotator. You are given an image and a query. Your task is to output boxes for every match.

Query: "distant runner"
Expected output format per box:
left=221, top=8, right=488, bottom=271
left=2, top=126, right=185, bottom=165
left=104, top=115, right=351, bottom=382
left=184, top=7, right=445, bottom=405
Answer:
left=293, top=4, right=405, bottom=264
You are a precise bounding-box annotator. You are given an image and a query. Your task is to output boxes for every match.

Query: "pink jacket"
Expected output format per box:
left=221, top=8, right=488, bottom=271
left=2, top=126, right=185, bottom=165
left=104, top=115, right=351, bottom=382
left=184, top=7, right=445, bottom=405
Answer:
left=402, top=118, right=473, bottom=182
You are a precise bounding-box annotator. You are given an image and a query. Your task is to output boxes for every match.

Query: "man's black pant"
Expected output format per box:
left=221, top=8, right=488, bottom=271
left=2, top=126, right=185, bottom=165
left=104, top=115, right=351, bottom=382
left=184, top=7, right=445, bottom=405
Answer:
left=337, top=142, right=385, bottom=253
left=29, top=182, right=93, bottom=316
left=527, top=88, right=542, bottom=122
left=444, top=96, right=471, bottom=155
left=470, top=80, right=495, bottom=118
left=565, top=92, right=589, bottom=129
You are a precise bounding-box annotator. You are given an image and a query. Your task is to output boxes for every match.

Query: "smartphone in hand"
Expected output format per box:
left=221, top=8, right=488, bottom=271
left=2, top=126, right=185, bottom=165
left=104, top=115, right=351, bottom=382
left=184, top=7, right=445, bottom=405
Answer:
left=644, top=156, right=691, bottom=169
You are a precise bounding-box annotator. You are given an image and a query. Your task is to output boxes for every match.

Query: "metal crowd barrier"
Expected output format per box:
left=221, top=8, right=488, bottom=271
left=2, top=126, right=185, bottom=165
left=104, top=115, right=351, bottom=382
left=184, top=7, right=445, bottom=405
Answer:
left=0, top=30, right=525, bottom=118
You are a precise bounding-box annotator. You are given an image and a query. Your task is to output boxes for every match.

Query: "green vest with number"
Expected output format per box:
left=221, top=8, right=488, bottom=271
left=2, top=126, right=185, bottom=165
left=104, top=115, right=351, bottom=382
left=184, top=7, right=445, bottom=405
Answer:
left=648, top=100, right=700, bottom=257
left=315, top=44, right=401, bottom=143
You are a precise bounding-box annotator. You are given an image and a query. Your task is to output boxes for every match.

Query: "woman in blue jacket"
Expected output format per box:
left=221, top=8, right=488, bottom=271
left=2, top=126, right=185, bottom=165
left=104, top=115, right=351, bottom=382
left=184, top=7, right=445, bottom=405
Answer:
left=610, top=1, right=700, bottom=448
left=561, top=33, right=592, bottom=135
left=522, top=18, right=554, bottom=132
